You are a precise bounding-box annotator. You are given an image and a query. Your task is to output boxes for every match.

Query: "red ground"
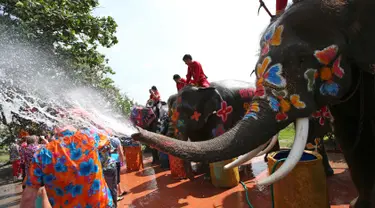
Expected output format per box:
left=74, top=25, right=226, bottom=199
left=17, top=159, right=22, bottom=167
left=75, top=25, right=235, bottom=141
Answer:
left=118, top=153, right=356, bottom=208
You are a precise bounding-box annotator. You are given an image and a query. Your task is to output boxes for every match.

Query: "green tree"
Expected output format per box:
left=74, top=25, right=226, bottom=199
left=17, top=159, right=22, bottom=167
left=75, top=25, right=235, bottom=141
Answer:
left=0, top=0, right=134, bottom=142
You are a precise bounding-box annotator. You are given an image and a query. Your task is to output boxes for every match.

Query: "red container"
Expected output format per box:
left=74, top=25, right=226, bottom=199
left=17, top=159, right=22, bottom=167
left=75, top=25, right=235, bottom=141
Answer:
left=124, top=146, right=144, bottom=172
left=169, top=155, right=187, bottom=179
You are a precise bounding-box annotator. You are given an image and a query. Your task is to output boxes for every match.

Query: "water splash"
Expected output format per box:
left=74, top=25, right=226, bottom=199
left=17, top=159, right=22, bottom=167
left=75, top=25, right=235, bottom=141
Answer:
left=0, top=22, right=137, bottom=136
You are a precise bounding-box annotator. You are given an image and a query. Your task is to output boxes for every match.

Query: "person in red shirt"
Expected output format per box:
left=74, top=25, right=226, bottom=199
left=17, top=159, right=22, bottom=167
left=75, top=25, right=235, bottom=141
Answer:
left=182, top=54, right=210, bottom=87
left=173, top=74, right=187, bottom=92
left=148, top=86, right=161, bottom=119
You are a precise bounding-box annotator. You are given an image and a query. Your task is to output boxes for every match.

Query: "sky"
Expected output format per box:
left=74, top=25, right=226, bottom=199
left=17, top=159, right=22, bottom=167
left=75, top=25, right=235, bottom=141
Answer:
left=94, top=0, right=277, bottom=105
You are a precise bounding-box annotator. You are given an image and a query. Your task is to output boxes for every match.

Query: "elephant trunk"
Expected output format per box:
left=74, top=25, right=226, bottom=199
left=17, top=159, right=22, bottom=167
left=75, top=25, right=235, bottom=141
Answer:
left=132, top=100, right=311, bottom=186
left=132, top=101, right=289, bottom=162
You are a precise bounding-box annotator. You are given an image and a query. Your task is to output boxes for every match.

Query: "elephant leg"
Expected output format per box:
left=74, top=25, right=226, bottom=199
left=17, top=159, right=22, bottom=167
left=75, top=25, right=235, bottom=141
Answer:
left=151, top=148, right=159, bottom=164
left=318, top=141, right=334, bottom=177
left=201, top=162, right=211, bottom=180
left=183, top=160, right=194, bottom=180
left=332, top=110, right=374, bottom=208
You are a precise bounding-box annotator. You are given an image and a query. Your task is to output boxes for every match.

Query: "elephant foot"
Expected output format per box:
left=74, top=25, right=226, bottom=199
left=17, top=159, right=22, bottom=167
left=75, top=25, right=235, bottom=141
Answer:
left=350, top=196, right=372, bottom=208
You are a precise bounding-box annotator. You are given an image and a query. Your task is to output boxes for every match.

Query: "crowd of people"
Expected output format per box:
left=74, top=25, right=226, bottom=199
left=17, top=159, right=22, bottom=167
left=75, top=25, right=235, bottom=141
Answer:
left=7, top=54, right=209, bottom=207
left=9, top=127, right=128, bottom=208
left=147, top=54, right=210, bottom=115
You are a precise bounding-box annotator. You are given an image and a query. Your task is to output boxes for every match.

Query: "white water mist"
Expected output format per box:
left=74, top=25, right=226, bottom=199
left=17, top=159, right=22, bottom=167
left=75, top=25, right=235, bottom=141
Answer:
left=0, top=22, right=137, bottom=136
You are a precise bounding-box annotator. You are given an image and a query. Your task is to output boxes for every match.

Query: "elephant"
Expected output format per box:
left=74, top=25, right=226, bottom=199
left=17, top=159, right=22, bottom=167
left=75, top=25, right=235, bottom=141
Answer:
left=129, top=102, right=169, bottom=164
left=132, top=1, right=375, bottom=207
left=165, top=80, right=262, bottom=178
left=164, top=80, right=334, bottom=177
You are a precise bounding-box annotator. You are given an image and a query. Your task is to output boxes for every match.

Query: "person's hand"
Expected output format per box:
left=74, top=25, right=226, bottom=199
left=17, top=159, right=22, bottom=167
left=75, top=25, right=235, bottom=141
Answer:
left=149, top=89, right=152, bottom=93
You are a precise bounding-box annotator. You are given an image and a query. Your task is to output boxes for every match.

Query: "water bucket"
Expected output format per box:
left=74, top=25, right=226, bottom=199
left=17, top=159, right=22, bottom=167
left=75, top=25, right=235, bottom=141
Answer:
left=124, top=146, right=144, bottom=172
left=209, top=158, right=240, bottom=188
left=267, top=150, right=329, bottom=208
left=169, top=155, right=187, bottom=179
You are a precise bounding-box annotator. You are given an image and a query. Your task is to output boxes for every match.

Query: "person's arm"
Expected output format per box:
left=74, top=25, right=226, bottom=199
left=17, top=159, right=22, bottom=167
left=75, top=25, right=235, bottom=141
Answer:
left=117, top=144, right=125, bottom=165
left=155, top=91, right=160, bottom=100
left=20, top=187, right=38, bottom=208
left=20, top=149, right=43, bottom=208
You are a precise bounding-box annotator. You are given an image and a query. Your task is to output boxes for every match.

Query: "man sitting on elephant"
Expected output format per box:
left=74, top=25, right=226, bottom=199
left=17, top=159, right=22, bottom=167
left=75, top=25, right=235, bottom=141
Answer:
left=148, top=86, right=161, bottom=119
left=182, top=54, right=210, bottom=88
left=173, top=74, right=187, bottom=92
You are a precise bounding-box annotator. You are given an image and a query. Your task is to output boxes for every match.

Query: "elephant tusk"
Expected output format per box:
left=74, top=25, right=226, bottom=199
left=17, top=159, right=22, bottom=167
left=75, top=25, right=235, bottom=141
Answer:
left=257, top=117, right=309, bottom=187
left=223, top=139, right=270, bottom=170
left=256, top=134, right=279, bottom=157
left=223, top=133, right=278, bottom=170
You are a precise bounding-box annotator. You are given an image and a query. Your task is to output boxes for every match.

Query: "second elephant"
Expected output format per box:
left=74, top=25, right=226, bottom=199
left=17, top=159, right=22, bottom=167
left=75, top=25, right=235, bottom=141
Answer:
left=167, top=80, right=333, bottom=177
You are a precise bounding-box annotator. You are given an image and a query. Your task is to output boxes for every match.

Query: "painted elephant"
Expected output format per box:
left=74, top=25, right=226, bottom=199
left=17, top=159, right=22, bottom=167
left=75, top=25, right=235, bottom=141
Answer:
left=166, top=80, right=261, bottom=177
left=132, top=1, right=375, bottom=206
left=165, top=80, right=334, bottom=177
left=129, top=102, right=169, bottom=164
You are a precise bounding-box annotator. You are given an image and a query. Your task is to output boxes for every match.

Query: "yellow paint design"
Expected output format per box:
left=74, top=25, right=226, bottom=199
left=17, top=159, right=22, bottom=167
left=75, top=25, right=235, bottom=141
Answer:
left=250, top=102, right=260, bottom=112
left=290, top=94, right=306, bottom=109
left=279, top=99, right=291, bottom=113
left=257, top=56, right=271, bottom=77
left=270, top=25, right=284, bottom=46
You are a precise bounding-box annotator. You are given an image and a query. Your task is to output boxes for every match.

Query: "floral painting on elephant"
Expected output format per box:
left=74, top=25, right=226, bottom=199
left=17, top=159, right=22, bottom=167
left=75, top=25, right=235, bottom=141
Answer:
left=130, top=106, right=156, bottom=128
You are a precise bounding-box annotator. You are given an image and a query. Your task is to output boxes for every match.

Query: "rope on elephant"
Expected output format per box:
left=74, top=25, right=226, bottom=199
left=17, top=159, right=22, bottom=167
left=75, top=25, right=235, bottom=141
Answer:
left=240, top=158, right=287, bottom=208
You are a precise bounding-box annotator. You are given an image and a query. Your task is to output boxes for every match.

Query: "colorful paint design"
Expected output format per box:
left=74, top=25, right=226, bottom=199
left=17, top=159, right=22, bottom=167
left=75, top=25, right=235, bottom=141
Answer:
left=171, top=110, right=179, bottom=122
left=243, top=102, right=260, bottom=120
left=239, top=88, right=255, bottom=98
left=130, top=107, right=156, bottom=128
left=304, top=45, right=345, bottom=96
left=255, top=56, right=287, bottom=98
left=311, top=106, right=332, bottom=126
left=243, top=102, right=251, bottom=112
left=306, top=138, right=322, bottom=152
left=216, top=101, right=233, bottom=122
left=190, top=111, right=201, bottom=121
left=212, top=124, right=225, bottom=137
left=268, top=91, right=306, bottom=122
left=261, top=25, right=284, bottom=56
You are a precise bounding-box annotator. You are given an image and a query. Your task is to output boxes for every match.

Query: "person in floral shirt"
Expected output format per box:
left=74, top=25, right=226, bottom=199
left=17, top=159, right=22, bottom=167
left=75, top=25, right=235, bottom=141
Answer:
left=20, top=127, right=114, bottom=208
left=9, top=140, right=21, bottom=182
left=98, top=134, right=120, bottom=207
left=23, top=136, right=41, bottom=176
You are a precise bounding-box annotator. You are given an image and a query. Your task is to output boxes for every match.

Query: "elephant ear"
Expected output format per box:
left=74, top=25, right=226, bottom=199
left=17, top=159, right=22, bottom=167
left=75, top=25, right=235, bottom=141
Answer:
left=197, top=87, right=223, bottom=122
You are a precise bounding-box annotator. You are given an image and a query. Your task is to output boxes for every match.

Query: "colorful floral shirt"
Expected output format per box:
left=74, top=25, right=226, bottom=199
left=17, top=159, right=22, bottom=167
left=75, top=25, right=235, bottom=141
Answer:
left=26, top=129, right=114, bottom=208
left=20, top=142, right=27, bottom=164
left=9, top=143, right=20, bottom=162
left=99, top=142, right=117, bottom=171
left=23, top=144, right=41, bottom=176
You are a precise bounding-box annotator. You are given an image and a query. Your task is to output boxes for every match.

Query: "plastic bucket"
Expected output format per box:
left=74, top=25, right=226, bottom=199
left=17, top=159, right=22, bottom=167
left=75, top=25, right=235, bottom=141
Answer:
left=169, top=155, right=187, bottom=179
left=209, top=158, right=240, bottom=188
left=267, top=150, right=329, bottom=208
left=159, top=152, right=170, bottom=169
left=124, top=146, right=144, bottom=172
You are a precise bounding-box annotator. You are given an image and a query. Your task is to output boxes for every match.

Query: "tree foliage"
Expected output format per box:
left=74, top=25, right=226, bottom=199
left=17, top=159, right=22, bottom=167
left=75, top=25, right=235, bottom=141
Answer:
left=0, top=0, right=134, bottom=141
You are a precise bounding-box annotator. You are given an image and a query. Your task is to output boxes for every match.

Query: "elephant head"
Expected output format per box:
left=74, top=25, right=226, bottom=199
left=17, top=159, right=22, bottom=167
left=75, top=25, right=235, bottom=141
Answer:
left=168, top=85, right=223, bottom=140
left=132, top=1, right=357, bottom=185
left=129, top=106, right=157, bottom=130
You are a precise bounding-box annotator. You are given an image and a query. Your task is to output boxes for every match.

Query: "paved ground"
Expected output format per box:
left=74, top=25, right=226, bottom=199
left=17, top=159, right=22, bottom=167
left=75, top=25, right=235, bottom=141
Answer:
left=0, top=152, right=355, bottom=208
left=118, top=152, right=355, bottom=208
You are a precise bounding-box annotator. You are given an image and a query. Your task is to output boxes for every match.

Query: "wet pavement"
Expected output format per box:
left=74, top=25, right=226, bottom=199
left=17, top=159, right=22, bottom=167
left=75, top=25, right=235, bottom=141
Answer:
left=119, top=153, right=356, bottom=208
left=0, top=153, right=356, bottom=208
